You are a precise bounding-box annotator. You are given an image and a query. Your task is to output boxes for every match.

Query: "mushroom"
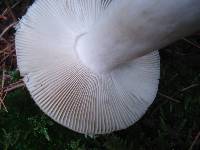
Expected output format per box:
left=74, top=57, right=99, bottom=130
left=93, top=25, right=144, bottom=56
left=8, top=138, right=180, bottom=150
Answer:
left=15, top=0, right=200, bottom=134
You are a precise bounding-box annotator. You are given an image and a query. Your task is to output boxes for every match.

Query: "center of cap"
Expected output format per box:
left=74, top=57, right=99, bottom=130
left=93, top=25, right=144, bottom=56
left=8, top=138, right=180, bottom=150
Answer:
left=75, top=32, right=114, bottom=74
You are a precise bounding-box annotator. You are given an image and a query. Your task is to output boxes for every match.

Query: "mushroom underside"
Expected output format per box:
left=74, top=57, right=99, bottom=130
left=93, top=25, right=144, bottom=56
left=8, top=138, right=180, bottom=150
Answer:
left=15, top=0, right=160, bottom=134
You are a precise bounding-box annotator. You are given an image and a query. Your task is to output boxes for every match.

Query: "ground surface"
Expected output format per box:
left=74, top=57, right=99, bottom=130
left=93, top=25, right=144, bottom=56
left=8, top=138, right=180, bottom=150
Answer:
left=0, top=0, right=200, bottom=150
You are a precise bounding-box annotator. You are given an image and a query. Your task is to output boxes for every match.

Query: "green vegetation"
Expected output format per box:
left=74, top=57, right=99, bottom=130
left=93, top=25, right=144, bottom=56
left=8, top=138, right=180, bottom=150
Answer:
left=0, top=44, right=199, bottom=150
left=0, top=0, right=199, bottom=149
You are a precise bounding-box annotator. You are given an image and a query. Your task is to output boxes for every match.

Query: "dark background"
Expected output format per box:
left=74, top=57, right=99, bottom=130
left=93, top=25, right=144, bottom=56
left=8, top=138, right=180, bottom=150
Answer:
left=0, top=0, right=200, bottom=149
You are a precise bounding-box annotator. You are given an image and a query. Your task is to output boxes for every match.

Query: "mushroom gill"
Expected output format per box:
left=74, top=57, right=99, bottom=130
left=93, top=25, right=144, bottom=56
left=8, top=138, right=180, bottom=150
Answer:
left=15, top=0, right=200, bottom=134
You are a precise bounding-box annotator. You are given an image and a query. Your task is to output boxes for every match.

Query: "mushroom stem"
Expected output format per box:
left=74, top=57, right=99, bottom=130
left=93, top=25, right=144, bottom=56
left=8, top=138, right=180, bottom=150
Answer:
left=76, top=0, right=200, bottom=74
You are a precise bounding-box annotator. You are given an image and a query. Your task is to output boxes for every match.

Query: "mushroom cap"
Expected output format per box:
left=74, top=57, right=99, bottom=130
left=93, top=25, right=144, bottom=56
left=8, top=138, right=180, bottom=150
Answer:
left=15, top=0, right=160, bottom=134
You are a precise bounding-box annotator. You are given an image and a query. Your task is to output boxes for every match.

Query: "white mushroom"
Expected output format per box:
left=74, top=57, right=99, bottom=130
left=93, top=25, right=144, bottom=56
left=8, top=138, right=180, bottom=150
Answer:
left=15, top=0, right=200, bottom=134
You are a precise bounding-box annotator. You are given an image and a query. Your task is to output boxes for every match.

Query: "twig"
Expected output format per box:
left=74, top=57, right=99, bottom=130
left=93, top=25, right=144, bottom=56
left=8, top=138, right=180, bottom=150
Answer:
left=2, top=0, right=23, bottom=16
left=0, top=92, right=8, bottom=112
left=4, top=80, right=25, bottom=93
left=0, top=79, right=25, bottom=112
left=0, top=22, right=17, bottom=39
left=0, top=15, right=7, bottom=20
left=150, top=100, right=168, bottom=116
left=181, top=84, right=199, bottom=92
left=4, top=0, right=17, bottom=22
left=188, top=131, right=200, bottom=150
left=150, top=92, right=181, bottom=116
left=0, top=63, right=8, bottom=112
left=0, top=37, right=9, bottom=44
left=0, top=69, right=7, bottom=112
left=0, top=47, right=10, bottom=53
left=4, top=83, right=25, bottom=93
left=183, top=38, right=200, bottom=49
left=158, top=92, right=181, bottom=103
left=1, top=69, right=5, bottom=88
left=0, top=41, right=14, bottom=53
left=0, top=45, right=14, bottom=54
left=0, top=50, right=15, bottom=65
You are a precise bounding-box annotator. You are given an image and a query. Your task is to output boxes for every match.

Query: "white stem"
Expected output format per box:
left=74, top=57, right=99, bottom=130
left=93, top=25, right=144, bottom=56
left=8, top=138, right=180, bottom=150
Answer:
left=76, top=0, right=200, bottom=74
